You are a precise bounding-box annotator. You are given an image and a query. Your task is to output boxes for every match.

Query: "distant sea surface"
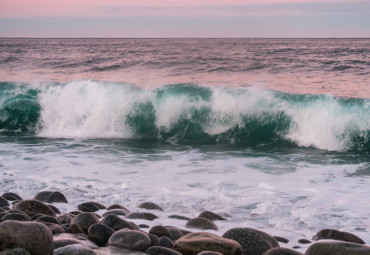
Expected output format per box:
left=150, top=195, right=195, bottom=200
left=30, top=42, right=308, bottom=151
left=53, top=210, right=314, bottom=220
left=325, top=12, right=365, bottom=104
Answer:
left=1, top=38, right=369, bottom=251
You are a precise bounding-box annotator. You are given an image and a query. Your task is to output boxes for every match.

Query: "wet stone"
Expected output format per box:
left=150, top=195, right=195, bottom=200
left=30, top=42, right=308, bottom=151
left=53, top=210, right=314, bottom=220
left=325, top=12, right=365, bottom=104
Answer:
left=168, top=215, right=191, bottom=221
left=149, top=234, right=160, bottom=246
left=298, top=239, right=311, bottom=244
left=273, top=236, right=289, bottom=244
left=108, top=229, right=152, bottom=252
left=70, top=212, right=100, bottom=234
left=101, top=214, right=137, bottom=231
left=13, top=200, right=56, bottom=217
left=58, top=214, right=73, bottom=225
left=36, top=215, right=60, bottom=225
left=78, top=202, right=100, bottom=213
left=186, top=217, right=218, bottom=231
left=312, top=229, right=365, bottom=244
left=198, top=211, right=226, bottom=221
left=53, top=244, right=97, bottom=255
left=68, top=224, right=87, bottom=234
left=47, top=204, right=61, bottom=214
left=146, top=246, right=183, bottom=255
left=1, top=213, right=30, bottom=222
left=139, top=202, right=164, bottom=211
left=139, top=224, right=150, bottom=229
left=33, top=191, right=68, bottom=204
left=197, top=251, right=224, bottom=255
left=263, top=247, right=303, bottom=255
left=106, top=204, right=129, bottom=211
left=102, top=209, right=128, bottom=217
left=87, top=223, right=115, bottom=247
left=0, top=196, right=10, bottom=207
left=126, top=211, right=159, bottom=221
left=305, top=241, right=370, bottom=255
left=150, top=225, right=171, bottom=238
left=0, top=248, right=31, bottom=255
left=2, top=193, right=23, bottom=201
left=159, top=236, right=174, bottom=248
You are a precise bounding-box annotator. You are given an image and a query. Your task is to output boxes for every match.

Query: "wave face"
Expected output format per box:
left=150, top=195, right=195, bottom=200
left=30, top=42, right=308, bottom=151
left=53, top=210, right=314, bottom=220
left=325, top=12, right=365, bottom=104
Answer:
left=0, top=81, right=369, bottom=151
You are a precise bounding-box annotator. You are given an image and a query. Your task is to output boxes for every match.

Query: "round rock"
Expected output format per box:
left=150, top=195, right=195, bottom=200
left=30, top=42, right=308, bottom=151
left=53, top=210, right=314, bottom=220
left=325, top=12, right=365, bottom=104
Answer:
left=88, top=223, right=115, bottom=247
left=173, top=232, right=242, bottom=255
left=222, top=227, right=279, bottom=255
left=159, top=236, right=173, bottom=248
left=126, top=212, right=158, bottom=221
left=70, top=212, right=99, bottom=234
left=53, top=244, right=96, bottom=255
left=198, top=211, right=226, bottom=221
left=139, top=202, right=164, bottom=211
left=305, top=241, right=370, bottom=255
left=263, top=247, right=303, bottom=255
left=102, top=209, right=128, bottom=217
left=0, top=220, right=53, bottom=255
left=33, top=191, right=68, bottom=203
left=2, top=193, right=23, bottom=201
left=186, top=217, right=218, bottom=231
left=0, top=196, right=10, bottom=207
left=101, top=214, right=137, bottom=231
left=0, top=248, right=31, bottom=255
left=146, top=246, right=183, bottom=255
left=13, top=200, right=56, bottom=217
left=312, top=229, right=365, bottom=244
left=108, top=229, right=151, bottom=252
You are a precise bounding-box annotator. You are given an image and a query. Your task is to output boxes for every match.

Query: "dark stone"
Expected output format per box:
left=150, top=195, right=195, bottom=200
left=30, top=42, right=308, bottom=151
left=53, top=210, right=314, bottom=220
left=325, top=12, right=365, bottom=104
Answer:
left=70, top=212, right=99, bottom=234
left=87, top=223, right=115, bottom=247
left=6, top=210, right=29, bottom=219
left=173, top=232, right=242, bottom=255
left=53, top=233, right=98, bottom=249
left=198, top=211, right=226, bottom=221
left=139, top=224, right=150, bottom=229
left=166, top=226, right=184, bottom=241
left=53, top=244, right=97, bottom=255
left=43, top=222, right=65, bottom=235
left=101, top=214, right=137, bottom=231
left=149, top=234, right=160, bottom=246
left=263, top=247, right=303, bottom=255
left=108, top=229, right=151, bottom=252
left=186, top=217, right=218, bottom=231
left=68, top=224, right=86, bottom=234
left=312, top=229, right=365, bottom=244
left=69, top=211, right=82, bottom=216
left=33, top=191, right=68, bottom=203
left=138, top=202, right=164, bottom=211
left=197, top=251, right=224, bottom=255
left=168, top=215, right=191, bottom=221
left=273, top=236, right=289, bottom=244
left=159, top=236, right=173, bottom=248
left=150, top=225, right=171, bottom=238
left=0, top=196, right=10, bottom=207
left=1, top=193, right=23, bottom=201
left=0, top=220, right=53, bottom=255
left=78, top=202, right=100, bottom=212
left=54, top=239, right=83, bottom=249
left=126, top=212, right=158, bottom=221
left=36, top=215, right=60, bottom=225
left=29, top=213, right=45, bottom=221
left=13, top=200, right=56, bottom=217
left=102, top=209, right=128, bottom=217
left=106, top=204, right=129, bottom=211
left=305, top=241, right=370, bottom=255
left=222, top=227, right=279, bottom=255
left=0, top=248, right=31, bottom=255
left=180, top=229, right=193, bottom=236
left=297, top=239, right=311, bottom=244
left=146, top=246, right=183, bottom=255
left=1, top=213, right=29, bottom=222
left=47, top=204, right=61, bottom=214
left=58, top=214, right=73, bottom=225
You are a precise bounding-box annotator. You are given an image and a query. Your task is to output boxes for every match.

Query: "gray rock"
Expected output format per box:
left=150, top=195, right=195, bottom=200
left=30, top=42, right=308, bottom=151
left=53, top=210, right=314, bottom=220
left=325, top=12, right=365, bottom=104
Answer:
left=146, top=246, right=183, bottom=255
left=166, top=226, right=184, bottom=241
left=312, top=229, right=365, bottom=244
left=1, top=193, right=23, bottom=201
left=262, top=247, right=303, bottom=255
left=149, top=234, right=160, bottom=246
left=87, top=223, right=115, bottom=247
left=0, top=248, right=31, bottom=255
left=33, top=191, right=68, bottom=204
left=138, top=202, right=164, bottom=211
left=106, top=204, right=129, bottom=211
left=150, top=225, right=171, bottom=238
left=0, top=220, right=53, bottom=255
left=101, top=209, right=128, bottom=217
left=54, top=239, right=83, bottom=249
left=108, top=229, right=151, bottom=252
left=198, top=211, right=226, bottom=221
left=58, top=214, right=73, bottom=225
left=101, top=214, right=137, bottom=231
left=0, top=196, right=10, bottom=207
left=186, top=217, right=218, bottom=231
left=48, top=204, right=61, bottom=214
left=273, top=236, right=289, bottom=244
left=37, top=215, right=61, bottom=225
left=305, top=241, right=370, bottom=255
left=173, top=232, right=242, bottom=255
left=68, top=224, right=85, bottom=234
left=70, top=212, right=99, bottom=234
left=222, top=227, right=279, bottom=255
left=43, top=222, right=66, bottom=235
left=168, top=215, right=191, bottom=221
left=298, top=239, right=311, bottom=244
left=54, top=233, right=97, bottom=249
left=1, top=213, right=29, bottom=222
left=53, top=244, right=96, bottom=255
left=77, top=203, right=100, bottom=213
left=126, top=212, right=158, bottom=221
left=159, top=236, right=173, bottom=248
left=13, top=200, right=56, bottom=217
left=139, top=224, right=150, bottom=229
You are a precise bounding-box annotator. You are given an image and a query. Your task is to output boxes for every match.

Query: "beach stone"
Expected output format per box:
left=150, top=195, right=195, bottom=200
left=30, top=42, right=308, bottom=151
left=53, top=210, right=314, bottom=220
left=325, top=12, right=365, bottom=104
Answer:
left=0, top=220, right=53, bottom=255
left=166, top=226, right=184, bottom=241
left=13, top=199, right=56, bottom=217
left=222, top=227, right=279, bottom=255
left=139, top=224, right=150, bottom=229
left=139, top=202, right=164, bottom=211
left=263, top=247, right=303, bottom=255
left=106, top=204, right=129, bottom=211
left=126, top=212, right=158, bottom=221
left=305, top=241, right=370, bottom=255
left=102, top=209, right=128, bottom=217
left=198, top=211, right=226, bottom=221
left=43, top=222, right=65, bottom=234
left=2, top=193, right=23, bottom=201
left=312, top=229, right=365, bottom=244
left=0, top=196, right=10, bottom=207
left=36, top=215, right=61, bottom=225
left=78, top=202, right=100, bottom=212
left=273, top=236, right=289, bottom=244
left=146, top=246, right=183, bottom=255
left=87, top=223, right=115, bottom=247
left=298, top=239, right=311, bottom=244
left=53, top=244, right=97, bottom=255
left=54, top=239, right=83, bottom=249
left=0, top=248, right=31, bottom=255
left=149, top=234, right=160, bottom=246
left=108, top=229, right=151, bottom=252
left=159, top=236, right=173, bottom=248
left=6, top=210, right=29, bottom=219
left=70, top=212, right=99, bottom=234
left=33, top=191, right=68, bottom=203
left=197, top=251, right=223, bottom=255
left=47, top=204, right=61, bottom=214
left=30, top=213, right=45, bottom=221
left=180, top=229, right=193, bottom=235
left=173, top=232, right=242, bottom=255
left=68, top=224, right=86, bottom=234
left=58, top=214, right=73, bottom=225
left=186, top=217, right=218, bottom=231
left=1, top=213, right=29, bottom=222
left=150, top=225, right=171, bottom=238
left=101, top=214, right=137, bottom=231
left=168, top=215, right=191, bottom=221
left=54, top=233, right=97, bottom=249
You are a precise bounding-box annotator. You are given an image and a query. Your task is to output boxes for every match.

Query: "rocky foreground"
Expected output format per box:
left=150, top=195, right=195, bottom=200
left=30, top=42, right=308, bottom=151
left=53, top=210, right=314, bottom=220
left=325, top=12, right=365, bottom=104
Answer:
left=0, top=191, right=369, bottom=255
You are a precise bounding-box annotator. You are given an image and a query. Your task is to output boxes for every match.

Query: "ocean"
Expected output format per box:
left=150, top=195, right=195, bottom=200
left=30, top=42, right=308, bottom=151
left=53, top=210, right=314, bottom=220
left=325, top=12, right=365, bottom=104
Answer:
left=0, top=38, right=370, bottom=252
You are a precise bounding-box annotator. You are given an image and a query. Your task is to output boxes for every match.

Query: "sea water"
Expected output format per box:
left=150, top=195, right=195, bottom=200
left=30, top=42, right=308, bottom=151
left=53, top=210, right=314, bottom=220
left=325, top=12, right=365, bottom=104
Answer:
left=0, top=38, right=369, bottom=252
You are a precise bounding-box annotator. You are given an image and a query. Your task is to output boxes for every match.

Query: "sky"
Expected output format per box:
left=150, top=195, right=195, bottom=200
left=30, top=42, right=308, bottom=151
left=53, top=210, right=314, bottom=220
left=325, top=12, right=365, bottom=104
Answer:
left=0, top=0, right=369, bottom=37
